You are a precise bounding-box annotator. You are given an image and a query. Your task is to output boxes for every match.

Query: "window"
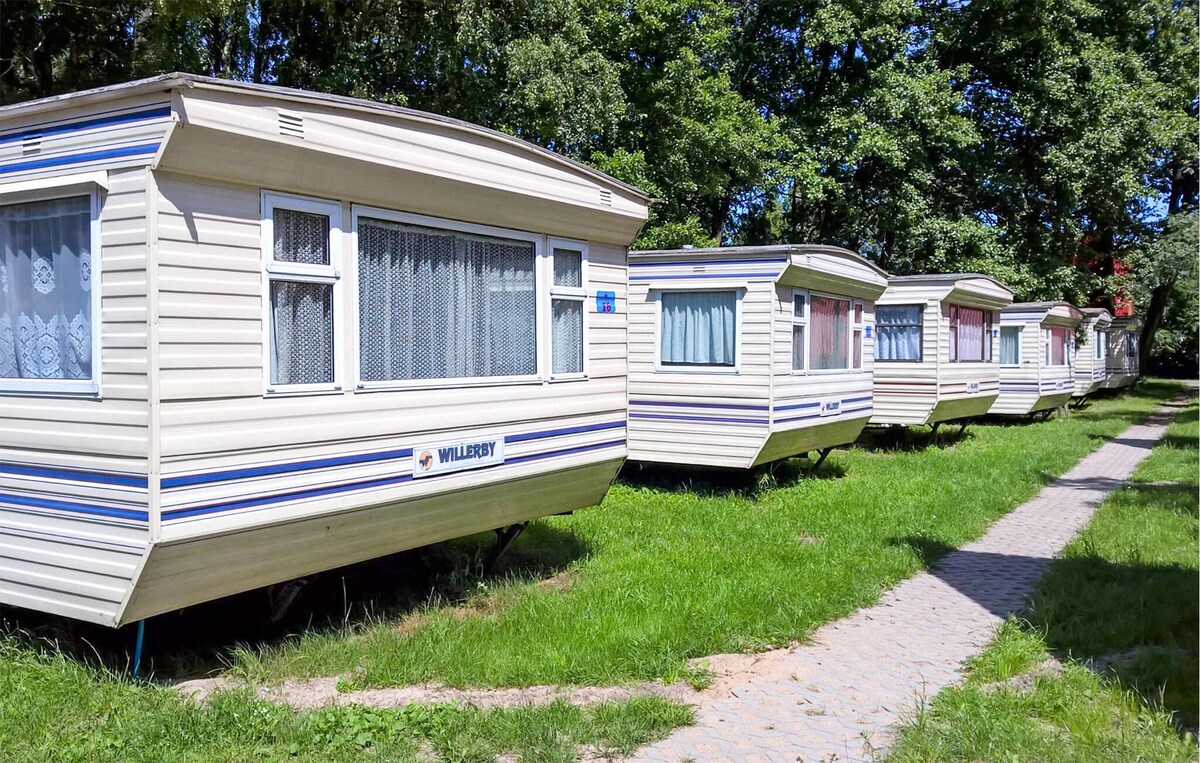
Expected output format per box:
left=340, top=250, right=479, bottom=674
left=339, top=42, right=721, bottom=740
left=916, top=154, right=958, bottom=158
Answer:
left=949, top=305, right=988, bottom=362
left=263, top=193, right=341, bottom=392
left=791, top=291, right=806, bottom=371
left=1000, top=326, right=1021, bottom=365
left=875, top=305, right=922, bottom=362
left=1, top=192, right=100, bottom=395
left=852, top=301, right=865, bottom=369
left=1046, top=326, right=1069, bottom=366
left=659, top=290, right=736, bottom=367
left=1094, top=330, right=1105, bottom=360
left=356, top=214, right=537, bottom=384
left=549, top=241, right=587, bottom=377
left=810, top=294, right=851, bottom=370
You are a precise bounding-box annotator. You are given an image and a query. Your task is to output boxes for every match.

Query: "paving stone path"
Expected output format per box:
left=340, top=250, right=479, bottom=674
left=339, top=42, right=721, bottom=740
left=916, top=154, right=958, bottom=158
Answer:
left=630, top=397, right=1190, bottom=763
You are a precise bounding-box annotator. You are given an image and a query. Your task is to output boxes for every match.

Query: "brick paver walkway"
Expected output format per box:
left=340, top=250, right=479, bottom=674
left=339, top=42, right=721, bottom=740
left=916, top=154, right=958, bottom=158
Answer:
left=630, top=398, right=1189, bottom=763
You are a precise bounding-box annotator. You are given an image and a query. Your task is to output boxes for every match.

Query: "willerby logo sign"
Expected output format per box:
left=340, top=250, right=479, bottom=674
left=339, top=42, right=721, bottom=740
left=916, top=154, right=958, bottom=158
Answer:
left=819, top=400, right=841, bottom=417
left=413, top=437, right=505, bottom=478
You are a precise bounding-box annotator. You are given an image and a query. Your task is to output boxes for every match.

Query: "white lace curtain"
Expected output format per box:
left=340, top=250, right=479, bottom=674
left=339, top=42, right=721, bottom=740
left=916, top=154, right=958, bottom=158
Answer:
left=357, top=219, right=537, bottom=381
left=0, top=196, right=93, bottom=381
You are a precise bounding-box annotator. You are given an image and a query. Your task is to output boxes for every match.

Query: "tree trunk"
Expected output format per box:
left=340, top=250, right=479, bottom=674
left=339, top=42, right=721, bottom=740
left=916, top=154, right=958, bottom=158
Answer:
left=1140, top=280, right=1174, bottom=371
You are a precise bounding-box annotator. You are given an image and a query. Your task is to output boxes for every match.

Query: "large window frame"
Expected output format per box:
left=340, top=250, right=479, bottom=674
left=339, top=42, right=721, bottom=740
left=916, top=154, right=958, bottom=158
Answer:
left=547, top=237, right=589, bottom=381
left=999, top=325, right=1022, bottom=366
left=349, top=205, right=548, bottom=392
left=653, top=285, right=743, bottom=374
left=873, top=303, right=924, bottom=364
left=791, top=288, right=865, bottom=374
left=1093, top=329, right=1106, bottom=360
left=948, top=304, right=992, bottom=363
left=261, top=191, right=344, bottom=396
left=0, top=180, right=103, bottom=397
left=1045, top=325, right=1070, bottom=367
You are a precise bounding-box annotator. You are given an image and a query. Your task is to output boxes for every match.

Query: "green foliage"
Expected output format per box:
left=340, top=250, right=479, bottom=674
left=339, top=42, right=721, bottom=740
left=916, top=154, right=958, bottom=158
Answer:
left=1118, top=212, right=1200, bottom=373
left=1, top=0, right=1194, bottom=292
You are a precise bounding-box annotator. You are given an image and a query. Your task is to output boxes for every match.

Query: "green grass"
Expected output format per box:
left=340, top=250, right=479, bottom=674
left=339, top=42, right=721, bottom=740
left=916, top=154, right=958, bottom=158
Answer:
left=0, top=637, right=691, bottom=763
left=228, top=381, right=1187, bottom=690
left=887, top=393, right=1199, bottom=762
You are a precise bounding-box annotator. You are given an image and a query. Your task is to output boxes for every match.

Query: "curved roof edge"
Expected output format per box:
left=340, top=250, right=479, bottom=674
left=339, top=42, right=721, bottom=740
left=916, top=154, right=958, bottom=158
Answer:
left=1080, top=307, right=1113, bottom=319
left=888, top=272, right=1010, bottom=290
left=631, top=244, right=890, bottom=279
left=0, top=72, right=650, bottom=203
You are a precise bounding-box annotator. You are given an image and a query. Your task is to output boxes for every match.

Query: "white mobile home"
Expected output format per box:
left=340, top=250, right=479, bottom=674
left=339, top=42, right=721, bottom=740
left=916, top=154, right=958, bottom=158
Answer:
left=0, top=74, right=649, bottom=626
left=1103, top=316, right=1142, bottom=389
left=988, top=301, right=1084, bottom=415
left=1072, top=308, right=1112, bottom=399
left=870, top=273, right=1013, bottom=427
left=626, top=245, right=889, bottom=469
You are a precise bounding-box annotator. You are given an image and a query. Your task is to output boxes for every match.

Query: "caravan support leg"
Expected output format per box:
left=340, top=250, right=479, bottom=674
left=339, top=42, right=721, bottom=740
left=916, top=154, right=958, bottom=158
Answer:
left=486, top=522, right=529, bottom=570
left=132, top=619, right=146, bottom=679
left=810, top=447, right=833, bottom=473
left=958, top=421, right=969, bottom=437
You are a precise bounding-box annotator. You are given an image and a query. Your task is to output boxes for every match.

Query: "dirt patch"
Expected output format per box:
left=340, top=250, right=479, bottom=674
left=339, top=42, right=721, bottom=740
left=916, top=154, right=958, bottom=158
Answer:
left=536, top=571, right=575, bottom=592
left=175, top=674, right=699, bottom=710
left=978, top=658, right=1065, bottom=693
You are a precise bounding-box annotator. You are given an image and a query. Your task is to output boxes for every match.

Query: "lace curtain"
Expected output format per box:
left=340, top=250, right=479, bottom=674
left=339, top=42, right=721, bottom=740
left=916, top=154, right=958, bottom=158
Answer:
left=357, top=219, right=536, bottom=381
left=951, top=306, right=985, bottom=361
left=0, top=196, right=92, bottom=381
left=875, top=305, right=922, bottom=361
left=659, top=290, right=736, bottom=366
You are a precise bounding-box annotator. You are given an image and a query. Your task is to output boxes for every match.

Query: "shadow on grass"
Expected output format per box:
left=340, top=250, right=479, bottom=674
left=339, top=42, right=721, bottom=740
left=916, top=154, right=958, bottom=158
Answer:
left=0, top=522, right=590, bottom=682
left=618, top=457, right=847, bottom=497
left=889, top=522, right=1198, bottom=733
left=854, top=424, right=974, bottom=453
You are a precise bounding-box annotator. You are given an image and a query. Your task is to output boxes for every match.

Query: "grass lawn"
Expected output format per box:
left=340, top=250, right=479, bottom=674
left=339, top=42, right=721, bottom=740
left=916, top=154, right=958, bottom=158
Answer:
left=887, top=392, right=1199, bottom=762
left=0, top=639, right=691, bottom=762
left=225, top=380, right=1187, bottom=690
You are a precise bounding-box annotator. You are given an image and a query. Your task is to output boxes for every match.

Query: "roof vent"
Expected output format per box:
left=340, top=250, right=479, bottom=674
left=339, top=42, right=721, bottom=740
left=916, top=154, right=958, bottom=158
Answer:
left=22, top=135, right=41, bottom=156
left=278, top=112, right=304, bottom=139
left=599, top=189, right=613, bottom=207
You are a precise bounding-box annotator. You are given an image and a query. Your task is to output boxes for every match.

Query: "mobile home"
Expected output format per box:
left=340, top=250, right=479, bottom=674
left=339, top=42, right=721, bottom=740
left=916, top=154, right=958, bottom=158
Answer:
left=1072, top=308, right=1112, bottom=400
left=870, top=273, right=1013, bottom=427
left=0, top=74, right=649, bottom=626
left=989, top=301, right=1084, bottom=415
left=1103, top=316, right=1142, bottom=389
left=626, top=245, right=889, bottom=469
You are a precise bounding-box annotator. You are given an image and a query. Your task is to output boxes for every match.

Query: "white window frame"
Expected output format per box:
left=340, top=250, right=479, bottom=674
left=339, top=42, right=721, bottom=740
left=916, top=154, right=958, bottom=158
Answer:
left=653, top=284, right=744, bottom=374
left=261, top=191, right=344, bottom=396
left=873, top=303, right=925, bottom=364
left=349, top=205, right=545, bottom=392
left=806, top=289, right=856, bottom=375
left=548, top=237, right=588, bottom=381
left=948, top=304, right=991, bottom=364
left=999, top=325, right=1022, bottom=366
left=851, top=299, right=866, bottom=370
left=1044, top=325, right=1070, bottom=367
left=0, top=179, right=103, bottom=397
left=790, top=288, right=808, bottom=373
left=1094, top=329, right=1106, bottom=360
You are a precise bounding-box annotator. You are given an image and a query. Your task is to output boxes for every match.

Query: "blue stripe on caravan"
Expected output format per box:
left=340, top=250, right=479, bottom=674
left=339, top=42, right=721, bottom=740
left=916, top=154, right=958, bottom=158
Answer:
left=0, top=492, right=148, bottom=522
left=163, top=439, right=625, bottom=521
left=0, top=106, right=172, bottom=144
left=504, top=420, right=624, bottom=443
left=161, top=447, right=416, bottom=489
left=0, top=463, right=147, bottom=488
left=163, top=420, right=625, bottom=488
left=775, top=401, right=821, bottom=412
left=842, top=396, right=872, bottom=404
left=629, top=412, right=768, bottom=425
left=0, top=142, right=160, bottom=174
left=776, top=405, right=873, bottom=424
left=630, top=272, right=779, bottom=281
left=629, top=400, right=769, bottom=411
left=630, top=258, right=788, bottom=268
